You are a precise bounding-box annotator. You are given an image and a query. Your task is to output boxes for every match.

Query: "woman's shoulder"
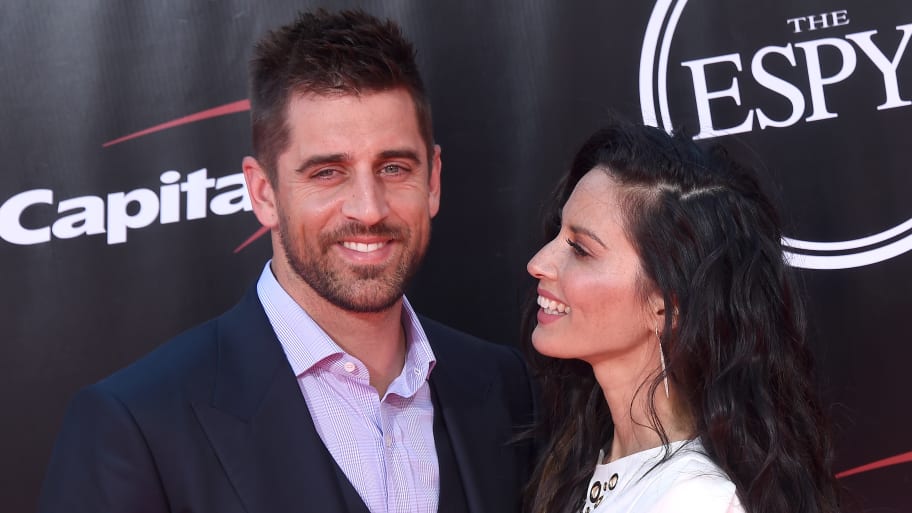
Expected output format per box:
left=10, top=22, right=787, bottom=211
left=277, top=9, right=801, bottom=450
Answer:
left=647, top=444, right=743, bottom=513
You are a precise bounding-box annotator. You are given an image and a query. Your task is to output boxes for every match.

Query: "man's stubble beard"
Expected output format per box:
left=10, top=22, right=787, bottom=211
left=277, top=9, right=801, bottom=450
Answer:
left=278, top=216, right=428, bottom=314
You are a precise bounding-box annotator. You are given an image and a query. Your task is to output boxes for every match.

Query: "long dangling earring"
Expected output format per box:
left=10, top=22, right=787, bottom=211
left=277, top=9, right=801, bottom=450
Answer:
left=655, top=327, right=669, bottom=399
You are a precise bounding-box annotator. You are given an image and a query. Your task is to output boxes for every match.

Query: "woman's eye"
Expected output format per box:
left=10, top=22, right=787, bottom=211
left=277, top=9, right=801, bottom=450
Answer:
left=566, top=238, right=589, bottom=257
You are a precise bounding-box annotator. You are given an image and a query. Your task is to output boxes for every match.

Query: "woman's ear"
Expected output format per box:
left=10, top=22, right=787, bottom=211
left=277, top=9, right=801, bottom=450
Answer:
left=646, top=290, right=677, bottom=331
left=645, top=290, right=666, bottom=331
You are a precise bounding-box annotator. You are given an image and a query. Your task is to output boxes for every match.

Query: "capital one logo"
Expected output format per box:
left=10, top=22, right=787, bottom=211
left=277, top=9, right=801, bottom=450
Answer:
left=0, top=101, right=260, bottom=251
left=640, top=0, right=912, bottom=270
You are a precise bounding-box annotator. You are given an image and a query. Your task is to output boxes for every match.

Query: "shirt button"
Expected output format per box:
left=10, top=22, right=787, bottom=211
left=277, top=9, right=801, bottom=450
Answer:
left=413, top=368, right=422, bottom=375
left=343, top=362, right=356, bottom=373
left=385, top=434, right=393, bottom=447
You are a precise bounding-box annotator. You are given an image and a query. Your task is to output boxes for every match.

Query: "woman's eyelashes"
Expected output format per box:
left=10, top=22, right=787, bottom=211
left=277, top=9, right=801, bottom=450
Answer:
left=566, top=238, right=589, bottom=257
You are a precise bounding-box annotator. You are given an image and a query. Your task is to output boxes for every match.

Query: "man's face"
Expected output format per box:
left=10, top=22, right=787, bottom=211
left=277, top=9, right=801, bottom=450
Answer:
left=247, top=88, right=441, bottom=314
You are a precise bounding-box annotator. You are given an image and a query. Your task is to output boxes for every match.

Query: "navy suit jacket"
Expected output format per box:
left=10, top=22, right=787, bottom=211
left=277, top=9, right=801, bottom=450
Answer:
left=38, top=286, right=536, bottom=513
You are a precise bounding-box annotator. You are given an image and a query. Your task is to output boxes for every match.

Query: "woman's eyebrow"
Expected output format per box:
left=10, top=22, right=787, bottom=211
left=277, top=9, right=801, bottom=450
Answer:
left=568, top=224, right=607, bottom=248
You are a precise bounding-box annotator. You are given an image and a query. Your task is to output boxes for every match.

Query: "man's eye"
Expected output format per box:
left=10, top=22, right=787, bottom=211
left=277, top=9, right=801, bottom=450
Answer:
left=312, top=168, right=338, bottom=179
left=380, top=164, right=405, bottom=175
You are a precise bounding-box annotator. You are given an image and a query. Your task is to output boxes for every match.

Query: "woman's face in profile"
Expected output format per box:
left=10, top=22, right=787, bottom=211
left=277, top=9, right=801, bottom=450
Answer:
left=527, top=169, right=661, bottom=367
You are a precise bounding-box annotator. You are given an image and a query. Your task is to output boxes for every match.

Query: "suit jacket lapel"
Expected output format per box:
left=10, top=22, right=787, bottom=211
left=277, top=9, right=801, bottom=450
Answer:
left=427, top=323, right=502, bottom=513
left=191, top=287, right=354, bottom=512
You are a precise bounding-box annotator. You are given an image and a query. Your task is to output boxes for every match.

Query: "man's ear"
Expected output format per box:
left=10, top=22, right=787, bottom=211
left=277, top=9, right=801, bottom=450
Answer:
left=243, top=156, right=279, bottom=229
left=428, top=144, right=442, bottom=218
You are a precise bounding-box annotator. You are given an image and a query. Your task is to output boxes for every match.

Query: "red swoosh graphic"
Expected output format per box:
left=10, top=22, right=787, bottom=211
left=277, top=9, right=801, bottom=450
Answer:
left=101, top=98, right=264, bottom=252
left=836, top=451, right=912, bottom=479
left=102, top=99, right=250, bottom=147
left=234, top=226, right=270, bottom=253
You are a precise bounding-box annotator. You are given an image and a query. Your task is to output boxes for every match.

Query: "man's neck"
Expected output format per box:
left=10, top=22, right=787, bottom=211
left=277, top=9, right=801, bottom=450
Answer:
left=316, top=304, right=407, bottom=397
left=274, top=264, right=409, bottom=397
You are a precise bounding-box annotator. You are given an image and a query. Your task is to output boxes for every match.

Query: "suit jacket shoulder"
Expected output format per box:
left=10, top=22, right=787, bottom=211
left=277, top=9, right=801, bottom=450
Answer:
left=39, top=287, right=315, bottom=513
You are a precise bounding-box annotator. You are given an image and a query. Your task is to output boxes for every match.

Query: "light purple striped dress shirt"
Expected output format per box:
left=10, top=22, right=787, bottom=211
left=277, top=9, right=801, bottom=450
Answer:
left=256, top=262, right=439, bottom=513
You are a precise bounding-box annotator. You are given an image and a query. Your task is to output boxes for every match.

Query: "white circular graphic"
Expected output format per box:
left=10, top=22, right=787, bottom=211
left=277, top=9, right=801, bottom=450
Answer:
left=639, top=0, right=912, bottom=270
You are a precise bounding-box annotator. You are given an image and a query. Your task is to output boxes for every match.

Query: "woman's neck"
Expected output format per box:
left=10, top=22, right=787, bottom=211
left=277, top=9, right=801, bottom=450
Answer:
left=591, top=350, right=693, bottom=462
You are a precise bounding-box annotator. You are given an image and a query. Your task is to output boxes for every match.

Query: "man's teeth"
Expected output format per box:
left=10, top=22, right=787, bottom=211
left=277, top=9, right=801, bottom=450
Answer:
left=537, top=295, right=571, bottom=315
left=342, top=241, right=386, bottom=253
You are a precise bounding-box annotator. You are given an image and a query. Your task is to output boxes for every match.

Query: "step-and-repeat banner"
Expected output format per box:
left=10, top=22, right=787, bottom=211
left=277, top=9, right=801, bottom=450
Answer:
left=2, top=1, right=909, bottom=510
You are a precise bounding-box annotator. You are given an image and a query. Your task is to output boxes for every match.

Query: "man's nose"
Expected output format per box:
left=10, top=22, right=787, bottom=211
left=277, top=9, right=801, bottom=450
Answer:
left=341, top=172, right=390, bottom=225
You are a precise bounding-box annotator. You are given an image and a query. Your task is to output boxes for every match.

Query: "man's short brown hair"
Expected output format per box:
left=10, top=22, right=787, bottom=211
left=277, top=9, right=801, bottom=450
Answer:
left=249, top=9, right=434, bottom=183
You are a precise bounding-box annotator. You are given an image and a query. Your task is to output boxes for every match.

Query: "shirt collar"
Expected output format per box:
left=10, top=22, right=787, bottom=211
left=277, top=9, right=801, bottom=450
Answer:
left=256, top=261, right=436, bottom=390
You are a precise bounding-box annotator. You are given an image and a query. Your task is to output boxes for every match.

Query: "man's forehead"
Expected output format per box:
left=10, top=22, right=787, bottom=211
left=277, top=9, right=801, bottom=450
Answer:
left=286, top=87, right=414, bottom=111
left=277, top=88, right=432, bottom=165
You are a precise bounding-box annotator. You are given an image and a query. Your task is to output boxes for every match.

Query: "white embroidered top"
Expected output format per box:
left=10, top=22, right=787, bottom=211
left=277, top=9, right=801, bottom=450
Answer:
left=579, top=439, right=743, bottom=513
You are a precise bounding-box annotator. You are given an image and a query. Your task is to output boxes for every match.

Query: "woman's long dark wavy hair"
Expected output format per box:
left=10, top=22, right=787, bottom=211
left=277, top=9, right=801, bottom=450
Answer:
left=523, top=121, right=841, bottom=513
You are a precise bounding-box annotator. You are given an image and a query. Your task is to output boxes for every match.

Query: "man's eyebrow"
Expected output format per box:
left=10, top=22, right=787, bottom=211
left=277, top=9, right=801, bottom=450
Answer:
left=293, top=149, right=422, bottom=173
left=293, top=153, right=349, bottom=173
left=378, top=149, right=422, bottom=163
left=568, top=224, right=607, bottom=248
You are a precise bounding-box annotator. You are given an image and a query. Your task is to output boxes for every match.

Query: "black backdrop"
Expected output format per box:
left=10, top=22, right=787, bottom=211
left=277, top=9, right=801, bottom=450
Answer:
left=2, top=1, right=910, bottom=511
